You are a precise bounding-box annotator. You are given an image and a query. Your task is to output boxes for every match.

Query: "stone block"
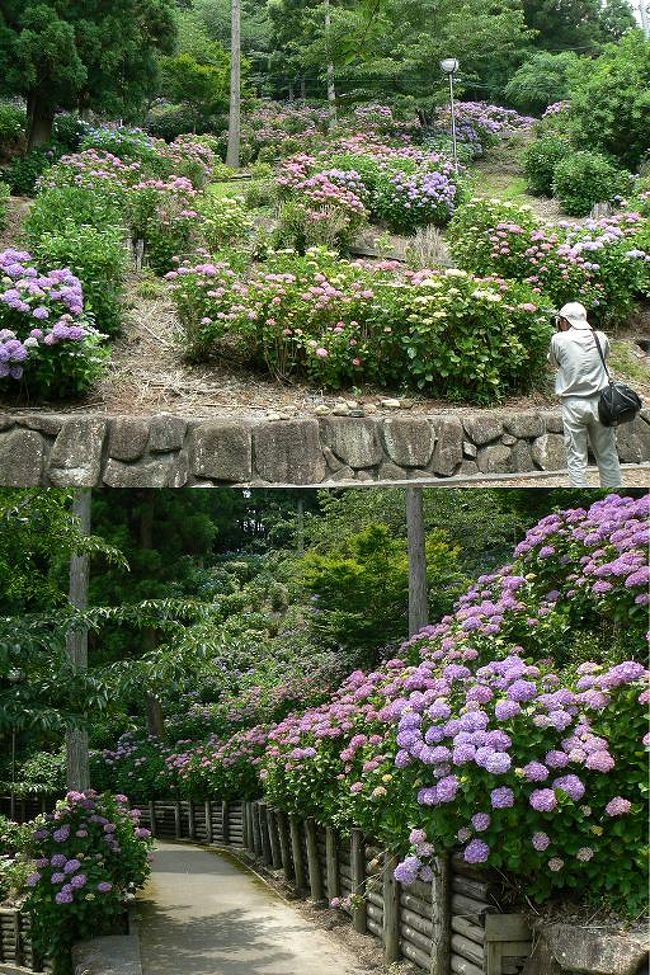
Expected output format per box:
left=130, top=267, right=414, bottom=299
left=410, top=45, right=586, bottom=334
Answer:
left=0, top=429, right=44, bottom=485
left=148, top=414, right=187, bottom=453
left=459, top=460, right=479, bottom=477
left=378, top=460, right=409, bottom=480
left=320, top=417, right=383, bottom=469
left=355, top=469, right=375, bottom=481
left=253, top=419, right=326, bottom=484
left=615, top=417, right=650, bottom=464
left=103, top=455, right=189, bottom=488
left=542, top=411, right=564, bottom=434
left=190, top=421, right=252, bottom=482
left=502, top=433, right=517, bottom=446
left=382, top=417, right=435, bottom=467
left=108, top=418, right=150, bottom=462
left=49, top=417, right=106, bottom=486
left=431, top=417, right=463, bottom=476
left=322, top=446, right=345, bottom=473
left=0, top=415, right=15, bottom=432
left=463, top=414, right=504, bottom=445
left=505, top=412, right=545, bottom=439
left=477, top=443, right=512, bottom=474
left=463, top=440, right=477, bottom=459
left=545, top=923, right=649, bottom=975
left=510, top=439, right=536, bottom=472
left=326, top=465, right=355, bottom=483
left=532, top=433, right=566, bottom=470
left=19, top=413, right=67, bottom=436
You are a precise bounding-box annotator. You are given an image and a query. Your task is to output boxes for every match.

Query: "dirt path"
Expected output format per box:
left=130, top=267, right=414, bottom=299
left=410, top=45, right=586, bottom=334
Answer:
left=136, top=842, right=374, bottom=975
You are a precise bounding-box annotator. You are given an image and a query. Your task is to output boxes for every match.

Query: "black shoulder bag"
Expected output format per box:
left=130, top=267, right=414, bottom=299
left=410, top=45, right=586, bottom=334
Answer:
left=592, top=331, right=643, bottom=427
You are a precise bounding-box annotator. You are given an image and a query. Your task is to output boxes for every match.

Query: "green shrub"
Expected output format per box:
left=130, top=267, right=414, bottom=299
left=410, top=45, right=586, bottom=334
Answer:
left=447, top=198, right=540, bottom=276
left=523, top=135, right=571, bottom=196
left=147, top=102, right=198, bottom=141
left=24, top=186, right=124, bottom=241
left=552, top=151, right=632, bottom=216
left=2, top=145, right=63, bottom=196
left=52, top=113, right=87, bottom=152
left=198, top=192, right=252, bottom=250
left=568, top=31, right=650, bottom=170
left=31, top=223, right=129, bottom=336
left=0, top=182, right=9, bottom=230
left=80, top=126, right=162, bottom=172
left=505, top=51, right=579, bottom=115
left=0, top=102, right=26, bottom=156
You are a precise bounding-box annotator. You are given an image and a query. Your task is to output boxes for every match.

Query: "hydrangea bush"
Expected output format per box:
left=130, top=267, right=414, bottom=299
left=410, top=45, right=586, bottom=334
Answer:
left=167, top=246, right=551, bottom=403
left=23, top=791, right=152, bottom=972
left=0, top=248, right=108, bottom=399
left=165, top=725, right=270, bottom=800
left=91, top=734, right=178, bottom=802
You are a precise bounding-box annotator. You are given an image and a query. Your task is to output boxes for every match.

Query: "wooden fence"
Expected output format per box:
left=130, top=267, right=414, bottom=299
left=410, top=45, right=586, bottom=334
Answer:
left=0, top=908, right=47, bottom=972
left=137, top=798, right=532, bottom=975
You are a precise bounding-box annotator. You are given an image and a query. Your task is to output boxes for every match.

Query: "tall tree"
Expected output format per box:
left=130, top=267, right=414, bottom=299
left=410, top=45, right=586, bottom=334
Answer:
left=226, top=0, right=242, bottom=167
left=0, top=0, right=177, bottom=147
left=65, top=489, right=91, bottom=791
left=406, top=487, right=428, bottom=636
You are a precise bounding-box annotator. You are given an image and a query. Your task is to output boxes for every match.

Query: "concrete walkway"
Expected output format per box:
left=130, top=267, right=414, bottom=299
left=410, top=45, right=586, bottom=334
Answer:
left=136, top=842, right=366, bottom=975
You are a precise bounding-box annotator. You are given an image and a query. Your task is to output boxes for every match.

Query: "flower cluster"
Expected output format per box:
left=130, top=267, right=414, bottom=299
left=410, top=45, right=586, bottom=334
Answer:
left=165, top=725, right=270, bottom=800
left=435, top=102, right=534, bottom=156
left=0, top=248, right=107, bottom=397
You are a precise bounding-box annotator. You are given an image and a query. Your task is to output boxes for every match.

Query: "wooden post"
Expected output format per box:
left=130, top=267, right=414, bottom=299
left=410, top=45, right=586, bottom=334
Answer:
left=246, top=802, right=255, bottom=851
left=407, top=485, right=428, bottom=636
left=259, top=802, right=273, bottom=865
left=276, top=810, right=293, bottom=881
left=205, top=800, right=213, bottom=844
left=251, top=801, right=262, bottom=856
left=305, top=818, right=323, bottom=902
left=222, top=800, right=229, bottom=845
left=188, top=800, right=196, bottom=840
left=241, top=801, right=248, bottom=848
left=13, top=911, right=23, bottom=967
left=383, top=853, right=400, bottom=965
left=267, top=807, right=282, bottom=869
left=326, top=827, right=339, bottom=903
left=350, top=829, right=367, bottom=933
left=174, top=800, right=182, bottom=839
left=149, top=801, right=157, bottom=838
left=289, top=815, right=306, bottom=894
left=431, top=853, right=451, bottom=975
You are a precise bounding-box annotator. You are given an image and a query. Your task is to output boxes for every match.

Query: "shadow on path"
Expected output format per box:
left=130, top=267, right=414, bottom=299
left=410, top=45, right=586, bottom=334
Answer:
left=136, top=842, right=365, bottom=975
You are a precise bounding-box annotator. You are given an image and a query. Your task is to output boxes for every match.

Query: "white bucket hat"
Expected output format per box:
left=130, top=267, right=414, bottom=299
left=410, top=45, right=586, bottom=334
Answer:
left=558, top=301, right=592, bottom=330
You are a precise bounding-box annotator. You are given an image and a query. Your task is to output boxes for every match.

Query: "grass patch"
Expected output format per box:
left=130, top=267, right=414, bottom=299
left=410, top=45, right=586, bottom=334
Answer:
left=609, top=339, right=650, bottom=388
left=470, top=172, right=530, bottom=201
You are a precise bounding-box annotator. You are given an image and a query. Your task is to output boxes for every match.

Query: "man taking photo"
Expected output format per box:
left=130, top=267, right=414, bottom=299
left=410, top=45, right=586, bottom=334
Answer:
left=548, top=301, right=622, bottom=488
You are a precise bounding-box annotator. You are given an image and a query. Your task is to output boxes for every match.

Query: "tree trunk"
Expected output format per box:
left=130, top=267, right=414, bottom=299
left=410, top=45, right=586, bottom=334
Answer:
left=288, top=83, right=295, bottom=102
left=324, top=0, right=337, bottom=128
left=27, top=92, right=54, bottom=149
left=406, top=487, right=428, bottom=636
left=139, top=493, right=166, bottom=738
left=300, top=78, right=307, bottom=100
left=226, top=0, right=241, bottom=168
left=296, top=496, right=305, bottom=556
left=66, top=489, right=92, bottom=791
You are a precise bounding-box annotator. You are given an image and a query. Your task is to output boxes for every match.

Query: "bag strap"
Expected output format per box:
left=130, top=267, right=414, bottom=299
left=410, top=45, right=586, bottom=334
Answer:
left=591, top=329, right=611, bottom=382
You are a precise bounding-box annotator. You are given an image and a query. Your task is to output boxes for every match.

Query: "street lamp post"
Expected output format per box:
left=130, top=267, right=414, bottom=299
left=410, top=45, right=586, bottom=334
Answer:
left=440, top=58, right=459, bottom=174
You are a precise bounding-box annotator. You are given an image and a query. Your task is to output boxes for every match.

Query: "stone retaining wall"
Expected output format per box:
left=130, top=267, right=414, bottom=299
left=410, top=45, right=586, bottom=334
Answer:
left=0, top=409, right=649, bottom=487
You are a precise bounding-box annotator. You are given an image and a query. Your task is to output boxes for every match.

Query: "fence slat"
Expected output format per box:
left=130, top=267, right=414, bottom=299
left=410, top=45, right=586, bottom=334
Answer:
left=305, top=818, right=323, bottom=902
left=205, top=800, right=213, bottom=844
left=222, top=800, right=230, bottom=846
left=276, top=810, right=293, bottom=882
left=289, top=815, right=307, bottom=894
left=431, top=853, right=451, bottom=975
left=350, top=829, right=367, bottom=934
left=259, top=803, right=272, bottom=866
left=383, top=854, right=400, bottom=965
left=326, top=828, right=339, bottom=904
left=267, top=807, right=282, bottom=870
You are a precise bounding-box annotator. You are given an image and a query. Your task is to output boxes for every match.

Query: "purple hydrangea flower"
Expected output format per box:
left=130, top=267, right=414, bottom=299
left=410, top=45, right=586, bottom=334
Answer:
left=529, top=789, right=557, bottom=812
left=463, top=839, right=490, bottom=864
left=491, top=787, right=515, bottom=808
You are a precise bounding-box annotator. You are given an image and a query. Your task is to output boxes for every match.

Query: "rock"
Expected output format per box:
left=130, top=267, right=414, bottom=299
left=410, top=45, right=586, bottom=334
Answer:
left=0, top=415, right=14, bottom=432
left=382, top=417, right=435, bottom=467
left=266, top=411, right=282, bottom=421
left=364, top=403, right=378, bottom=415
left=522, top=937, right=564, bottom=975
left=320, top=417, right=383, bottom=469
left=430, top=417, right=463, bottom=476
left=511, top=439, right=536, bottom=472
left=349, top=408, right=366, bottom=418
left=463, top=414, right=504, bottom=445
left=148, top=414, right=187, bottom=453
left=313, top=405, right=331, bottom=416
left=615, top=417, right=650, bottom=464
left=502, top=433, right=517, bottom=446
left=378, top=460, right=409, bottom=480
left=355, top=468, right=375, bottom=481
left=49, top=417, right=107, bottom=486
left=532, top=433, right=566, bottom=470
left=322, top=446, right=344, bottom=473
left=459, top=460, right=479, bottom=477
left=399, top=399, right=416, bottom=410
left=477, top=443, right=512, bottom=474
left=190, top=421, right=252, bottom=482
left=0, top=429, right=44, bottom=485
left=103, top=455, right=189, bottom=488
left=542, top=411, right=564, bottom=434
left=253, top=419, right=326, bottom=484
left=545, top=923, right=649, bottom=975
left=108, top=418, right=150, bottom=462
left=326, top=465, right=355, bottom=483
left=332, top=405, right=351, bottom=416
left=345, top=400, right=358, bottom=409
left=380, top=398, right=402, bottom=409
left=505, top=412, right=545, bottom=439
left=463, top=440, right=477, bottom=459
left=19, top=414, right=66, bottom=436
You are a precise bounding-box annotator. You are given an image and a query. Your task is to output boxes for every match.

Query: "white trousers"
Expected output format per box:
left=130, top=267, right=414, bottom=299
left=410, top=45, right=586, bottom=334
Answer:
left=561, top=395, right=622, bottom=488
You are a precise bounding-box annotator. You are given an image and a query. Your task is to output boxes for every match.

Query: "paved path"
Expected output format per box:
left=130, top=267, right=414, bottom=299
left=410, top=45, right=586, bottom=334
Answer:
left=136, top=842, right=366, bottom=975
